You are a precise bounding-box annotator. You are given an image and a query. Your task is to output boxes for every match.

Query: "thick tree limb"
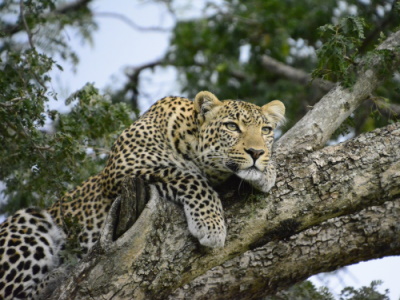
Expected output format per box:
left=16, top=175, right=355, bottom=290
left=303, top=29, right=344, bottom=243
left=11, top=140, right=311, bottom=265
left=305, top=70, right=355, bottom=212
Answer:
left=170, top=197, right=400, bottom=299
left=50, top=121, right=400, bottom=300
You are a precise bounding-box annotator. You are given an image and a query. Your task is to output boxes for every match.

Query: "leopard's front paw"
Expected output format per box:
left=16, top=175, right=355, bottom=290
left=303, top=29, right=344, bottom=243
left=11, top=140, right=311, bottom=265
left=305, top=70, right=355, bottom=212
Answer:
left=184, top=206, right=226, bottom=248
left=198, top=225, right=226, bottom=248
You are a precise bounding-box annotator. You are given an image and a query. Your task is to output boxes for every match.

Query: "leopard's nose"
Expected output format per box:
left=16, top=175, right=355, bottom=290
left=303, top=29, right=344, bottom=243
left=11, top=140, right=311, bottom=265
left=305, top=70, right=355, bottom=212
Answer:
left=244, top=148, right=265, bottom=161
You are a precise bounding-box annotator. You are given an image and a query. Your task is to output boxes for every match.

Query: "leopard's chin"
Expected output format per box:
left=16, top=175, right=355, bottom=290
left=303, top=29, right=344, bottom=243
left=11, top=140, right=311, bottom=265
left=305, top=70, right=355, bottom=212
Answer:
left=235, top=167, right=263, bottom=181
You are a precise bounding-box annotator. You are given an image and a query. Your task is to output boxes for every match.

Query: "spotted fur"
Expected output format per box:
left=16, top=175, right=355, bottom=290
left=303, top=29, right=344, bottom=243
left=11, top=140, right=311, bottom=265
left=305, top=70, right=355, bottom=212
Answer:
left=0, top=208, right=65, bottom=299
left=0, top=91, right=285, bottom=299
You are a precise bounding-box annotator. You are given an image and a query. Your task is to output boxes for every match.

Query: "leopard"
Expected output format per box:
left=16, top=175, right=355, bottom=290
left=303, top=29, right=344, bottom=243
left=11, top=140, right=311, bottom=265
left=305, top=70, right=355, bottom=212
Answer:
left=0, top=208, right=65, bottom=299
left=0, top=91, right=285, bottom=299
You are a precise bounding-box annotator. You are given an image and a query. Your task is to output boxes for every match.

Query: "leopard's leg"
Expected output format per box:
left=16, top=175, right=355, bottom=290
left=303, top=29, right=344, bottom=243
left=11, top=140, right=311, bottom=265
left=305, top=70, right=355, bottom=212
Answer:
left=101, top=158, right=227, bottom=248
left=147, top=168, right=227, bottom=248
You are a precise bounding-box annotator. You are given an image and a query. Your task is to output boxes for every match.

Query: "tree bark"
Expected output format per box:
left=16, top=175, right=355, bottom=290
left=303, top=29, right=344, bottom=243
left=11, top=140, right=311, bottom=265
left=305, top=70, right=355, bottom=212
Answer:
left=49, top=121, right=400, bottom=300
left=48, top=30, right=400, bottom=299
left=170, top=197, right=400, bottom=300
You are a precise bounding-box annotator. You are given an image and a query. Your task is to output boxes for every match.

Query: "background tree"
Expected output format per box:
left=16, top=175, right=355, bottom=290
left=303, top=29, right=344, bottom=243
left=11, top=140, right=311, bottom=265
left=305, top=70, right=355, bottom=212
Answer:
left=0, top=0, right=133, bottom=212
left=1, top=0, right=400, bottom=299
left=118, top=0, right=400, bottom=134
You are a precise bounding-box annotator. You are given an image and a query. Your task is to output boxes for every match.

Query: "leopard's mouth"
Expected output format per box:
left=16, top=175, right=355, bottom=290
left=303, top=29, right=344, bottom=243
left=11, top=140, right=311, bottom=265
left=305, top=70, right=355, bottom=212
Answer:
left=247, top=166, right=259, bottom=171
left=242, top=165, right=263, bottom=175
left=226, top=161, right=262, bottom=173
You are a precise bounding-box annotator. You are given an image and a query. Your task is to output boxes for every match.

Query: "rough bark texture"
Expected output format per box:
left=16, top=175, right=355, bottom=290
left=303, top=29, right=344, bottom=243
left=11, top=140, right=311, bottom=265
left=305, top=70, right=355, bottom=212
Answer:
left=50, top=123, right=400, bottom=300
left=170, top=198, right=400, bottom=299
left=48, top=30, right=400, bottom=299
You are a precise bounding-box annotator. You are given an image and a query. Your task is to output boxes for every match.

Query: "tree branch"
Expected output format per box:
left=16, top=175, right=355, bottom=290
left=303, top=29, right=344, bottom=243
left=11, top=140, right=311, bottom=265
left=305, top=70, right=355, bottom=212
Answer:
left=49, top=121, right=400, bottom=300
left=170, top=197, right=400, bottom=299
left=368, top=97, right=400, bottom=119
left=19, top=0, right=34, bottom=49
left=121, top=59, right=165, bottom=109
left=275, top=30, right=400, bottom=153
left=261, top=55, right=400, bottom=121
left=55, top=0, right=92, bottom=15
left=261, top=55, right=335, bottom=92
left=95, top=12, right=172, bottom=32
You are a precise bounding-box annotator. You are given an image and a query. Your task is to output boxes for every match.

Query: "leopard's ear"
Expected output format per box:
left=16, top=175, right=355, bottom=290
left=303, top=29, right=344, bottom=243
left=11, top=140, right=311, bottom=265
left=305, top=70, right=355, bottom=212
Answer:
left=194, top=91, right=222, bottom=115
left=262, top=100, right=286, bottom=127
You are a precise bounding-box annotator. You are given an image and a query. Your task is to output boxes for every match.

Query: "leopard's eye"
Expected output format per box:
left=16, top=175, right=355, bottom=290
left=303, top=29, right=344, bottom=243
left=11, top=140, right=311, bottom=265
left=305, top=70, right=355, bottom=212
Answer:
left=225, top=122, right=240, bottom=132
left=262, top=126, right=273, bottom=135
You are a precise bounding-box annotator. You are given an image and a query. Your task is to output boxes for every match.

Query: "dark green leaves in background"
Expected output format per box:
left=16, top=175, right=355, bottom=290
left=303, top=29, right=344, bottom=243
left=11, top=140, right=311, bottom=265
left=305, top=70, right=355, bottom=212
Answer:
left=1, top=0, right=399, bottom=214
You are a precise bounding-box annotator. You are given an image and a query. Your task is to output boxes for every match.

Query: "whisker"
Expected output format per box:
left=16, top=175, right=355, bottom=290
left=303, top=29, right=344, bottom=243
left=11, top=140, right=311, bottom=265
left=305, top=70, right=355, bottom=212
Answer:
left=238, top=178, right=245, bottom=191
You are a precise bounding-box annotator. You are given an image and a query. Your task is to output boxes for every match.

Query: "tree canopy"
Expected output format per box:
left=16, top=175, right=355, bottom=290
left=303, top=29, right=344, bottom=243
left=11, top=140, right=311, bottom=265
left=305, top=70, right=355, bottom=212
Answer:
left=1, top=0, right=399, bottom=212
left=1, top=0, right=400, bottom=298
left=152, top=0, right=400, bottom=132
left=0, top=0, right=132, bottom=211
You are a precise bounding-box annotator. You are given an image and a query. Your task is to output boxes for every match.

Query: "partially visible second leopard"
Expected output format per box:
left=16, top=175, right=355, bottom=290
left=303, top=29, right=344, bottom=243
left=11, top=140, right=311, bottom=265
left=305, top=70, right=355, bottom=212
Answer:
left=0, top=91, right=285, bottom=299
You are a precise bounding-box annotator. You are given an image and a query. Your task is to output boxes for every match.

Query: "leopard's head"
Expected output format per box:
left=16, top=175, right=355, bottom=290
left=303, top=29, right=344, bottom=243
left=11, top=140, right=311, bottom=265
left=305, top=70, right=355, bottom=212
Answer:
left=194, top=91, right=285, bottom=183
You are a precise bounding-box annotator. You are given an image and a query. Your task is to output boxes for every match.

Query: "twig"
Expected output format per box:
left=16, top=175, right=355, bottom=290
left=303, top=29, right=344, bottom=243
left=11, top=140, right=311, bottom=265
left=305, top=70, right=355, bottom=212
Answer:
left=86, top=146, right=111, bottom=156
left=368, top=96, right=400, bottom=119
left=5, top=119, right=53, bottom=157
left=261, top=55, right=335, bottom=92
left=19, top=0, right=48, bottom=90
left=19, top=0, right=34, bottom=49
left=0, top=97, right=26, bottom=107
left=95, top=12, right=172, bottom=32
left=121, top=59, right=165, bottom=108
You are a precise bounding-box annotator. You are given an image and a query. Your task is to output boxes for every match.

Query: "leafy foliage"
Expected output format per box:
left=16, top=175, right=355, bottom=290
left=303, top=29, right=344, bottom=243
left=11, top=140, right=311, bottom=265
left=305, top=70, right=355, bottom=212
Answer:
left=1, top=1, right=399, bottom=212
left=312, top=16, right=366, bottom=87
left=154, top=0, right=400, bottom=135
left=167, top=0, right=338, bottom=106
left=268, top=280, right=390, bottom=300
left=267, top=281, right=334, bottom=300
left=0, top=1, right=133, bottom=213
left=339, top=280, right=390, bottom=300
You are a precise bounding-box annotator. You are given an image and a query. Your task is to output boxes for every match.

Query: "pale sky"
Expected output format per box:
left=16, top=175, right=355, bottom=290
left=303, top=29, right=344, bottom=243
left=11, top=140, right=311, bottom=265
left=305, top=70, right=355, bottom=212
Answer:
left=33, top=0, right=400, bottom=298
